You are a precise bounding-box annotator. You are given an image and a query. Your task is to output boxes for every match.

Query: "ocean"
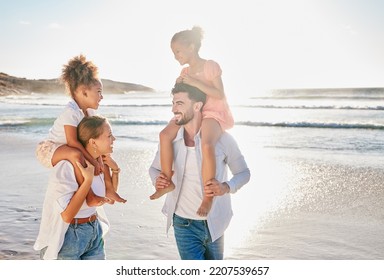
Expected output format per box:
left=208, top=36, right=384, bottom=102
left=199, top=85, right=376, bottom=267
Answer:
left=1, top=88, right=384, bottom=161
left=1, top=88, right=384, bottom=260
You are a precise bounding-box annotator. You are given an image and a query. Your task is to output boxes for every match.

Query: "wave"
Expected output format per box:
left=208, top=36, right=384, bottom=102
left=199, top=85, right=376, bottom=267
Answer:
left=237, top=121, right=384, bottom=130
left=0, top=117, right=55, bottom=127
left=129, top=103, right=379, bottom=111
left=111, top=119, right=168, bottom=126
left=2, top=93, right=384, bottom=111
left=2, top=117, right=383, bottom=131
left=111, top=119, right=384, bottom=130
left=236, top=104, right=384, bottom=110
left=251, top=94, right=384, bottom=100
left=0, top=118, right=168, bottom=128
left=103, top=104, right=170, bottom=108
left=0, top=99, right=171, bottom=107
left=6, top=102, right=383, bottom=111
left=7, top=100, right=383, bottom=111
left=116, top=134, right=158, bottom=143
left=257, top=88, right=384, bottom=100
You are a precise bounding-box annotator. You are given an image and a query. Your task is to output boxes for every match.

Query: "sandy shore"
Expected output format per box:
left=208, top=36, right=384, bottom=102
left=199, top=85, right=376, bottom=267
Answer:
left=0, top=133, right=179, bottom=260
left=1, top=131, right=384, bottom=260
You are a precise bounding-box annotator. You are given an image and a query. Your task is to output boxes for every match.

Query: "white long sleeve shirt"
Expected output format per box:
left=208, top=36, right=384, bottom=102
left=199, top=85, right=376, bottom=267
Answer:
left=149, top=127, right=251, bottom=242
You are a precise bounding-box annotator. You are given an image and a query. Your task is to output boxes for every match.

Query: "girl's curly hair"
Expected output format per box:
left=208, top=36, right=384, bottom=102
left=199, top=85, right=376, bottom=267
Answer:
left=60, top=54, right=99, bottom=98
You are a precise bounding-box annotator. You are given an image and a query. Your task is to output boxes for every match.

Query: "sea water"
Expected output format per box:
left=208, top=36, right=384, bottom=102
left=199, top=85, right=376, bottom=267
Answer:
left=1, top=88, right=384, bottom=165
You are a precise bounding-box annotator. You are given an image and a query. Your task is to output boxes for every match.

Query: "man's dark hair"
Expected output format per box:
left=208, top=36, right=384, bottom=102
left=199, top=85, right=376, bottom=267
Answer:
left=171, top=83, right=206, bottom=105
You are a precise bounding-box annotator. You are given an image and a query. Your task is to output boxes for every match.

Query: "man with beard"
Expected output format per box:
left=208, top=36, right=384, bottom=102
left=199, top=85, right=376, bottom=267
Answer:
left=149, top=82, right=250, bottom=260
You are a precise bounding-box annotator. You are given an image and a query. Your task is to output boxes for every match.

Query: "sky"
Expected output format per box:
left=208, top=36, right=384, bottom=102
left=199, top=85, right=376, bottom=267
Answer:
left=1, top=0, right=384, bottom=97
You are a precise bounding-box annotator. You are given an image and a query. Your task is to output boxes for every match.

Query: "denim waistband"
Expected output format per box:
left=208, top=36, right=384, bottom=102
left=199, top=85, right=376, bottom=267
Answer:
left=173, top=213, right=208, bottom=225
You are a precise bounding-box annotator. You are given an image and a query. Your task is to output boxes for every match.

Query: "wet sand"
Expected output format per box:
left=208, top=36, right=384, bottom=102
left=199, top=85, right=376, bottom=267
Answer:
left=1, top=132, right=384, bottom=260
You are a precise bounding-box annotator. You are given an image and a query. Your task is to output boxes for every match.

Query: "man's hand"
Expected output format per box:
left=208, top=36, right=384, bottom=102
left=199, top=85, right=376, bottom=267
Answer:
left=155, top=172, right=171, bottom=190
left=204, top=179, right=230, bottom=197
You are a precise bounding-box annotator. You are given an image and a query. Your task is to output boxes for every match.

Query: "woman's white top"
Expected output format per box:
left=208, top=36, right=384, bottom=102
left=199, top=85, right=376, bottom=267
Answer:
left=33, top=160, right=109, bottom=260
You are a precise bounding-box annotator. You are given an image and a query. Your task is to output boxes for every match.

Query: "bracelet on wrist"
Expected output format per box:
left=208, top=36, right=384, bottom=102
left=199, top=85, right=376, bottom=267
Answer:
left=111, top=167, right=120, bottom=174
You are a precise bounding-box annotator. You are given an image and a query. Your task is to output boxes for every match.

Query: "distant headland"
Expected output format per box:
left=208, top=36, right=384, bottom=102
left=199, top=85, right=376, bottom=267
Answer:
left=0, top=72, right=154, bottom=96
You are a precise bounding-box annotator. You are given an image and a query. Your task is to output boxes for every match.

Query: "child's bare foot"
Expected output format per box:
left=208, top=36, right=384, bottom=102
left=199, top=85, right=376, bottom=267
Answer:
left=149, top=182, right=175, bottom=200
left=106, top=189, right=127, bottom=203
left=197, top=196, right=213, bottom=217
left=86, top=190, right=108, bottom=207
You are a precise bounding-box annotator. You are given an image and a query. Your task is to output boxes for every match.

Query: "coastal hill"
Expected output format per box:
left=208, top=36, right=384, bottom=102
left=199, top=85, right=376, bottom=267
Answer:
left=0, top=72, right=154, bottom=96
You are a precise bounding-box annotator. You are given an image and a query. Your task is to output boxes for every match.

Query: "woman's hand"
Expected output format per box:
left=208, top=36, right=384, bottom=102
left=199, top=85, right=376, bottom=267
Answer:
left=76, top=160, right=94, bottom=182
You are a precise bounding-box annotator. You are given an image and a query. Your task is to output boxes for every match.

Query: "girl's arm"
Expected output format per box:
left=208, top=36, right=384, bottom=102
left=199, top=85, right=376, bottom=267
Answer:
left=182, top=74, right=225, bottom=100
left=61, top=160, right=94, bottom=223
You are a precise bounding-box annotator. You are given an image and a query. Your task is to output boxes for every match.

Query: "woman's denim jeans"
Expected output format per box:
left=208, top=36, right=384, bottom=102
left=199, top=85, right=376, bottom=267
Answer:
left=40, top=219, right=105, bottom=260
left=58, top=219, right=105, bottom=260
left=173, top=214, right=224, bottom=260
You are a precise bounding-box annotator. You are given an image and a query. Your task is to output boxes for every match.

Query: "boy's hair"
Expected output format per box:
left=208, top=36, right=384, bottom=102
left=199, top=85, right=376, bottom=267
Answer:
left=171, top=26, right=204, bottom=53
left=77, top=115, right=107, bottom=147
left=61, top=54, right=99, bottom=98
left=171, top=83, right=206, bottom=105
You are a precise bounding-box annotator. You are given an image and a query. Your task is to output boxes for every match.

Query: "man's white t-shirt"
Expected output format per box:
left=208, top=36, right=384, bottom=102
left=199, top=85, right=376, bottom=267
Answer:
left=175, top=147, right=207, bottom=220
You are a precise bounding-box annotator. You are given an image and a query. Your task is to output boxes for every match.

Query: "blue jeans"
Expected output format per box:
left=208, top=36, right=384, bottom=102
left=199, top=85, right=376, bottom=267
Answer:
left=173, top=214, right=224, bottom=260
left=56, top=219, right=105, bottom=260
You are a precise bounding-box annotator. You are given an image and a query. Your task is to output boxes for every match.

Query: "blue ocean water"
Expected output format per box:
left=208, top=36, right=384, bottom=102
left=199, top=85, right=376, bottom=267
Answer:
left=1, top=88, right=384, bottom=166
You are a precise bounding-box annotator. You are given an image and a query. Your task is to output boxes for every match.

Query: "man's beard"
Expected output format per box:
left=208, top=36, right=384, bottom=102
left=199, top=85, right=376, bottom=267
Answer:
left=174, top=111, right=193, bottom=125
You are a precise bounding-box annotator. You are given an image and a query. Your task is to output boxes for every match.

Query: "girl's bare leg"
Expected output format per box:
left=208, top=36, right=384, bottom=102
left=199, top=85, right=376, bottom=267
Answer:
left=51, top=145, right=105, bottom=206
left=103, top=163, right=126, bottom=203
left=150, top=120, right=179, bottom=200
left=198, top=118, right=222, bottom=216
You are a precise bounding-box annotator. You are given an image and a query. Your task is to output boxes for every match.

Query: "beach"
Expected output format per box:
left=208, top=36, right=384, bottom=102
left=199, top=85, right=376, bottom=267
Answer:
left=1, top=88, right=384, bottom=260
left=1, top=124, right=384, bottom=260
left=0, top=133, right=180, bottom=260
